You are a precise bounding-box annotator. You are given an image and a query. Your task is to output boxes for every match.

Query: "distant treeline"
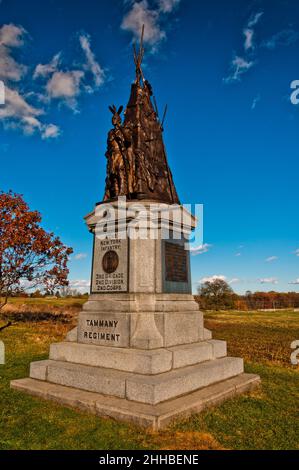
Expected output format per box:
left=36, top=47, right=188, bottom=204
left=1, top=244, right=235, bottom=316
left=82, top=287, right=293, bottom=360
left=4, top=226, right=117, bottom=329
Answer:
left=195, top=291, right=299, bottom=310
left=8, top=289, right=89, bottom=299
left=8, top=289, right=299, bottom=310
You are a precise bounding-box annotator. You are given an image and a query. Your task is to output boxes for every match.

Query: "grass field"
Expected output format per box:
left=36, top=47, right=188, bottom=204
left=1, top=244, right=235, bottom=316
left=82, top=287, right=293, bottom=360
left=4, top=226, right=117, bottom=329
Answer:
left=0, top=303, right=298, bottom=450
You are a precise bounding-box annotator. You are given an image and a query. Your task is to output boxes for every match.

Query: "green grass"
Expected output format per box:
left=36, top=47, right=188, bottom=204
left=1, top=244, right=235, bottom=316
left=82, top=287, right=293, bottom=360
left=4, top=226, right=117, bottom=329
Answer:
left=0, top=309, right=298, bottom=450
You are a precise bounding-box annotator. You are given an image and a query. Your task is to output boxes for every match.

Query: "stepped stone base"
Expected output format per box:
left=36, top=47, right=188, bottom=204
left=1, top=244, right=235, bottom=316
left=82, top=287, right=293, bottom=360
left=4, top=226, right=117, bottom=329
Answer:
left=48, top=339, right=227, bottom=374
left=28, top=356, right=243, bottom=405
left=10, top=293, right=260, bottom=427
left=11, top=373, right=260, bottom=430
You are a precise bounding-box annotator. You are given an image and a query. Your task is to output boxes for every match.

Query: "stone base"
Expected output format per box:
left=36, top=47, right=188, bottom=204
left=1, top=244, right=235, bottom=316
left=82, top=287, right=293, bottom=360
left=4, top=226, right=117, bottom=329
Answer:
left=11, top=373, right=260, bottom=430
left=28, top=356, right=244, bottom=405
left=48, top=339, right=227, bottom=375
left=10, top=292, right=260, bottom=426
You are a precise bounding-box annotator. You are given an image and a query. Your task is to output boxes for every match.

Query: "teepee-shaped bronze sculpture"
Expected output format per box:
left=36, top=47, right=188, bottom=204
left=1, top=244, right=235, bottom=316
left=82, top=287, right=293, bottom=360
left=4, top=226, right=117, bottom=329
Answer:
left=103, top=26, right=179, bottom=204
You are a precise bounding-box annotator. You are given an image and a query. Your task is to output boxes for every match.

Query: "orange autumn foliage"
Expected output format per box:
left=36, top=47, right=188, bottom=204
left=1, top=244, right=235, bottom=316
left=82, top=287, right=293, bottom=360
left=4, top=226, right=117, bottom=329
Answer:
left=0, top=191, right=73, bottom=308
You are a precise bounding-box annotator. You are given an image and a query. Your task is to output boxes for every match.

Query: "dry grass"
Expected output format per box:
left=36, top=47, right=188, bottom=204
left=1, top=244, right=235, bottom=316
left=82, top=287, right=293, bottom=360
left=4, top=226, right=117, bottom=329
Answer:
left=204, top=310, right=299, bottom=367
left=0, top=298, right=81, bottom=324
left=148, top=431, right=225, bottom=450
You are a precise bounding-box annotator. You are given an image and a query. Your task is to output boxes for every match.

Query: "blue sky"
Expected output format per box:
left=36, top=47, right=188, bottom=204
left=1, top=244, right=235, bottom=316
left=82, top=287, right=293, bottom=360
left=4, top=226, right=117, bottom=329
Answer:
left=1, top=0, right=299, bottom=294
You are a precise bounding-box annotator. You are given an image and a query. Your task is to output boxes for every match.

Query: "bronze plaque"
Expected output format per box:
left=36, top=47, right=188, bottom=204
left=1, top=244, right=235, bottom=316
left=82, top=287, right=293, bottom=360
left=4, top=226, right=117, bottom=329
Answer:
left=102, top=250, right=119, bottom=274
left=165, top=241, right=188, bottom=283
left=91, top=238, right=129, bottom=293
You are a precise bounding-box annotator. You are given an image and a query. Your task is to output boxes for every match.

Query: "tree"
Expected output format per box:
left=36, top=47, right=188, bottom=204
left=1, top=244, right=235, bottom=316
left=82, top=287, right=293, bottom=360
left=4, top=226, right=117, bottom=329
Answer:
left=0, top=191, right=73, bottom=311
left=197, top=278, right=234, bottom=310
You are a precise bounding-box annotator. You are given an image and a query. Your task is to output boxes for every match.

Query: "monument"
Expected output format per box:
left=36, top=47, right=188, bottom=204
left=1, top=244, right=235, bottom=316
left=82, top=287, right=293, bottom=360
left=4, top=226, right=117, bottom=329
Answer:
left=11, top=30, right=260, bottom=430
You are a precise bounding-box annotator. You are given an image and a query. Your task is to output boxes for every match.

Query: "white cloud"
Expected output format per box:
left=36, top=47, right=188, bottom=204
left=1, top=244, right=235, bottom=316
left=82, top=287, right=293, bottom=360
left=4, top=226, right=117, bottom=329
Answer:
left=35, top=34, right=104, bottom=110
left=74, top=253, right=88, bottom=260
left=190, top=243, right=212, bottom=256
left=33, top=53, right=61, bottom=79
left=289, top=279, right=299, bottom=285
left=158, top=0, right=180, bottom=13
left=223, top=56, right=254, bottom=84
left=235, top=252, right=241, bottom=257
left=69, top=279, right=90, bottom=293
left=0, top=24, right=27, bottom=82
left=224, top=11, right=263, bottom=83
left=243, top=11, right=263, bottom=51
left=46, top=70, right=84, bottom=109
left=262, top=29, right=299, bottom=50
left=259, top=277, right=279, bottom=284
left=0, top=23, right=26, bottom=47
left=266, top=256, right=278, bottom=262
left=42, top=123, right=61, bottom=140
left=199, top=275, right=227, bottom=284
left=199, top=274, right=240, bottom=285
left=224, top=12, right=298, bottom=86
left=295, top=249, right=299, bottom=257
left=79, top=34, right=105, bottom=88
left=244, top=28, right=254, bottom=51
left=248, top=12, right=264, bottom=28
left=0, top=23, right=61, bottom=139
left=121, top=0, right=181, bottom=50
left=121, top=0, right=165, bottom=47
left=0, top=85, right=61, bottom=138
left=0, top=86, right=42, bottom=120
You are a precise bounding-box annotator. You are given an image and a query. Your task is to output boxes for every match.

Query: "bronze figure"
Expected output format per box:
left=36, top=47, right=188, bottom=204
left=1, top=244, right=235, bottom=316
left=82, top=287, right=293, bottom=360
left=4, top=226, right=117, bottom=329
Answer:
left=103, top=27, right=180, bottom=205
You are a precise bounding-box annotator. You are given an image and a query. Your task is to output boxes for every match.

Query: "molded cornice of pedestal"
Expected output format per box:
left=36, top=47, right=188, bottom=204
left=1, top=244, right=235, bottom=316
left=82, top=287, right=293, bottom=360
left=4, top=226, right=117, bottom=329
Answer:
left=84, top=199, right=197, bottom=236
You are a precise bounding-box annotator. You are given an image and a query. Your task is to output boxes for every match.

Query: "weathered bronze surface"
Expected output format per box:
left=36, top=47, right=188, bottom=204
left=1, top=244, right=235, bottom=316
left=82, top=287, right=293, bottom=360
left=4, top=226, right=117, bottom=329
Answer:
left=103, top=29, right=180, bottom=204
left=102, top=250, right=119, bottom=274
left=165, top=242, right=188, bottom=283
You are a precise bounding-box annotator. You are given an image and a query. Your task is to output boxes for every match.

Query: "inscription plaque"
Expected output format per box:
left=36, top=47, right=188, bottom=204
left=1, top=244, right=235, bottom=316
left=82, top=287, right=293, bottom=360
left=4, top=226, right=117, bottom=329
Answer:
left=78, top=314, right=129, bottom=347
left=91, top=237, right=129, bottom=293
left=165, top=241, right=188, bottom=283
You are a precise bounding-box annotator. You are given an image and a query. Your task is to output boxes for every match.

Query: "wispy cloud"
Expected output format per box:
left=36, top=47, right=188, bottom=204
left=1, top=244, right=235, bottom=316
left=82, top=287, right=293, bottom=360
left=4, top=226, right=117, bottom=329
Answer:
left=224, top=11, right=263, bottom=84
left=79, top=33, right=105, bottom=88
left=41, top=124, right=60, bottom=140
left=251, top=94, right=261, bottom=110
left=0, top=83, right=59, bottom=138
left=0, top=24, right=27, bottom=81
left=199, top=274, right=227, bottom=284
left=223, top=56, right=255, bottom=84
left=243, top=12, right=264, bottom=51
left=121, top=0, right=181, bottom=51
left=235, top=252, right=241, bottom=257
left=199, top=275, right=240, bottom=285
left=248, top=12, right=264, bottom=28
left=293, top=249, right=299, bottom=257
left=33, top=53, right=61, bottom=80
left=69, top=279, right=90, bottom=292
left=74, top=253, right=88, bottom=260
left=259, top=277, right=279, bottom=285
left=45, top=70, right=84, bottom=110
left=266, top=256, right=278, bottom=262
left=262, top=28, right=299, bottom=50
left=1, top=25, right=105, bottom=137
left=0, top=24, right=58, bottom=137
left=190, top=243, right=212, bottom=256
left=34, top=33, right=105, bottom=111
left=289, top=278, right=299, bottom=285
left=224, top=11, right=298, bottom=85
